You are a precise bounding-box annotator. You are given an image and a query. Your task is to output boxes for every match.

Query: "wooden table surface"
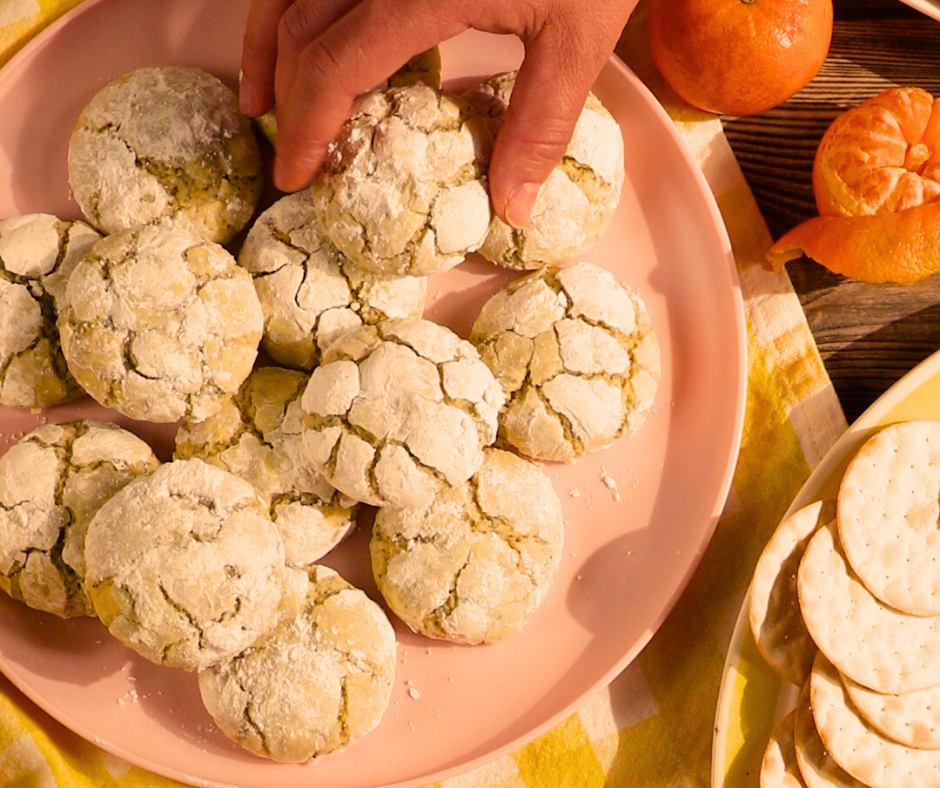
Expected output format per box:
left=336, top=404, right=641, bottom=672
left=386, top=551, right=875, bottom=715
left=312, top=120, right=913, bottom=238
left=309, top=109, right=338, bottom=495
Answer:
left=721, top=0, right=940, bottom=421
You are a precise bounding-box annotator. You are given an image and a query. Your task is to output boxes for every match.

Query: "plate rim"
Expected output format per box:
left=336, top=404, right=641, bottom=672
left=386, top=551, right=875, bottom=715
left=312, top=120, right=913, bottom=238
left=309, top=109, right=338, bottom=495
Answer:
left=711, top=345, right=940, bottom=788
left=0, top=1, right=748, bottom=785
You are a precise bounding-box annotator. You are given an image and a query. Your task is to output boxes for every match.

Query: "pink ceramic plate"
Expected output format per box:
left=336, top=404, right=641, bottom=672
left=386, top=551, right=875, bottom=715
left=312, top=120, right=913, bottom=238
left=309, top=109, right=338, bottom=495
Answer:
left=0, top=2, right=746, bottom=787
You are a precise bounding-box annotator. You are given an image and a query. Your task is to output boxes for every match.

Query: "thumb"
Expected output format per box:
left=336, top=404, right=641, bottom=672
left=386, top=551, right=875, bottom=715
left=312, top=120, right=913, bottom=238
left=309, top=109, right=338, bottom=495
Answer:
left=488, top=33, right=605, bottom=229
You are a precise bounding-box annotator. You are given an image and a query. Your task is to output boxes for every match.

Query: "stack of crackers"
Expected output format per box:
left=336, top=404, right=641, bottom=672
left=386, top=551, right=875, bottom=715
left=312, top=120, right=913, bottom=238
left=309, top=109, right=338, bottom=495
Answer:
left=748, top=419, right=940, bottom=788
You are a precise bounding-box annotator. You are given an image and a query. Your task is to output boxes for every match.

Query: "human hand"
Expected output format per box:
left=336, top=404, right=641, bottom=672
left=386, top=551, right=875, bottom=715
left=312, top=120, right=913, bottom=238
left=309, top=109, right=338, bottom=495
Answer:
left=240, top=0, right=637, bottom=228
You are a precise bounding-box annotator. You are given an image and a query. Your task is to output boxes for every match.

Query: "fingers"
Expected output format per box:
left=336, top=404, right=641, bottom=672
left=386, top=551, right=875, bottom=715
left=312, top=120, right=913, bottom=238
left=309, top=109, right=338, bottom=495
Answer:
left=240, top=0, right=296, bottom=116
left=272, top=0, right=466, bottom=191
left=489, top=10, right=628, bottom=227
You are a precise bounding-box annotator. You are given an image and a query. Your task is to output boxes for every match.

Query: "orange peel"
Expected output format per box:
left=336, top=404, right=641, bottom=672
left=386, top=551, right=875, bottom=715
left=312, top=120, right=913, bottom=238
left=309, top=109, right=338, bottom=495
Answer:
left=813, top=86, right=940, bottom=217
left=766, top=201, right=940, bottom=284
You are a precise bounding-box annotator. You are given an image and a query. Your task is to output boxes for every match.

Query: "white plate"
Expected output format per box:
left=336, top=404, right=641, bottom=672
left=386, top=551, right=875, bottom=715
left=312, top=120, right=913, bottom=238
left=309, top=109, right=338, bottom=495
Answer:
left=0, top=1, right=746, bottom=786
left=899, top=0, right=940, bottom=23
left=712, top=347, right=940, bottom=787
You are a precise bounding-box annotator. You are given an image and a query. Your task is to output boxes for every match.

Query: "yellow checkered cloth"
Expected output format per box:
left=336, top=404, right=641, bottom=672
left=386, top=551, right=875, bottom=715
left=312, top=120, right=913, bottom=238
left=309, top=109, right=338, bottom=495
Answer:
left=0, top=1, right=848, bottom=786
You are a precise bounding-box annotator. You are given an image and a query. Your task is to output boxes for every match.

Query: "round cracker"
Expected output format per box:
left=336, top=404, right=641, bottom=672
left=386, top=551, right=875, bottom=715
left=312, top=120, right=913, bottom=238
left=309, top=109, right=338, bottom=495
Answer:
left=844, top=674, right=940, bottom=750
left=798, top=521, right=940, bottom=694
left=810, top=653, right=940, bottom=788
left=838, top=420, right=940, bottom=616
left=750, top=499, right=834, bottom=686
left=761, top=708, right=807, bottom=788
left=793, top=680, right=866, bottom=788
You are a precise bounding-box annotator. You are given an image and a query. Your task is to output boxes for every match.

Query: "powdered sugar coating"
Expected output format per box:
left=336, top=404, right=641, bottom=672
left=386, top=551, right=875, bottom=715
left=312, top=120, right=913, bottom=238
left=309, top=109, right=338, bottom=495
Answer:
left=84, top=458, right=285, bottom=671
left=175, top=366, right=358, bottom=567
left=238, top=191, right=426, bottom=370
left=300, top=317, right=505, bottom=508
left=68, top=66, right=261, bottom=244
left=372, top=448, right=563, bottom=644
left=0, top=420, right=158, bottom=618
left=471, top=261, right=660, bottom=462
left=463, top=71, right=624, bottom=270
left=0, top=213, right=100, bottom=407
left=198, top=565, right=396, bottom=763
left=311, top=84, right=493, bottom=277
left=57, top=224, right=263, bottom=423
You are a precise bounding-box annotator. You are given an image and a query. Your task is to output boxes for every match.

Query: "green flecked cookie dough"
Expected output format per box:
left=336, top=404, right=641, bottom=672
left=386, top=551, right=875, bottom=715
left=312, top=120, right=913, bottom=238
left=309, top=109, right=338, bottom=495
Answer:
left=470, top=261, right=660, bottom=462
left=238, top=191, right=426, bottom=371
left=371, top=448, right=564, bottom=644
left=0, top=420, right=159, bottom=618
left=67, top=65, right=262, bottom=244
left=311, top=83, right=493, bottom=277
left=198, top=565, right=396, bottom=763
left=57, top=224, right=263, bottom=423
left=84, top=458, right=285, bottom=671
left=0, top=213, right=100, bottom=407
left=175, top=366, right=358, bottom=567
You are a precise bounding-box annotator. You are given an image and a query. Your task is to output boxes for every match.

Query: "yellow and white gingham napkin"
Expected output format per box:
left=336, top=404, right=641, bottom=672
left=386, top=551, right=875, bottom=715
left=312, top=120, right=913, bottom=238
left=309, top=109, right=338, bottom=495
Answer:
left=0, top=1, right=848, bottom=786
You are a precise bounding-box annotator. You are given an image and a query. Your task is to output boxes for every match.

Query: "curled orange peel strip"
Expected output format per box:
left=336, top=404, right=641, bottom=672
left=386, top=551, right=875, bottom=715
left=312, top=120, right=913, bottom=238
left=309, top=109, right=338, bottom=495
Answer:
left=766, top=201, right=940, bottom=284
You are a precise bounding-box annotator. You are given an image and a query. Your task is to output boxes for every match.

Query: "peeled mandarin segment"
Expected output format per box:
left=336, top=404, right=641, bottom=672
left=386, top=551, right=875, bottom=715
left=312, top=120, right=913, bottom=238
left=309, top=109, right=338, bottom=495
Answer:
left=812, top=87, right=940, bottom=217
left=766, top=202, right=940, bottom=284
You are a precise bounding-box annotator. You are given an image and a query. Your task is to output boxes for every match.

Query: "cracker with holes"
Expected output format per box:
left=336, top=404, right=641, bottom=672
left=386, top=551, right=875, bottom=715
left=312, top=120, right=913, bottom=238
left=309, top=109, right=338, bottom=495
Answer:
left=68, top=66, right=261, bottom=244
left=0, top=420, right=158, bottom=618
left=0, top=213, right=100, bottom=407
left=837, top=420, right=940, bottom=616
left=792, top=680, right=867, bottom=788
left=84, top=458, right=285, bottom=671
left=760, top=707, right=806, bottom=788
left=462, top=71, right=625, bottom=270
left=843, top=673, right=940, bottom=751
left=175, top=366, right=358, bottom=567
left=371, top=448, right=564, bottom=644
left=238, top=191, right=426, bottom=371
left=750, top=499, right=835, bottom=687
left=810, top=653, right=940, bottom=788
left=798, top=521, right=940, bottom=695
left=470, top=261, right=659, bottom=462
left=311, top=83, right=493, bottom=277
left=198, top=564, right=396, bottom=763
left=57, top=224, right=263, bottom=423
left=300, top=317, right=504, bottom=508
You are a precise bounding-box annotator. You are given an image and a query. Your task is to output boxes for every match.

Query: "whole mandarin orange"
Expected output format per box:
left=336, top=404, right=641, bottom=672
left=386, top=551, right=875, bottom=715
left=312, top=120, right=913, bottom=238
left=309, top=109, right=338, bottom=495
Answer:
left=647, top=0, right=833, bottom=116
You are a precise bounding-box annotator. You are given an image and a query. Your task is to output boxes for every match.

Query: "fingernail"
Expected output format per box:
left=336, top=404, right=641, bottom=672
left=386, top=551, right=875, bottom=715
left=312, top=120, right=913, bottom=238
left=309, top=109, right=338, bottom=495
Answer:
left=239, top=82, right=260, bottom=116
left=504, top=182, right=541, bottom=229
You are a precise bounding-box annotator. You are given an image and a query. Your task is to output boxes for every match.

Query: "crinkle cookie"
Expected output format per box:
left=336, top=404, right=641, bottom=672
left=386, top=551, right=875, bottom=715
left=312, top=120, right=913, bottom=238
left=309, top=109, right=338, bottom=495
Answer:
left=0, top=213, right=100, bottom=407
left=198, top=564, right=396, bottom=763
left=175, top=366, right=358, bottom=567
left=238, top=191, right=426, bottom=370
left=371, top=448, right=564, bottom=644
left=311, top=83, right=493, bottom=277
left=463, top=71, right=625, bottom=270
left=300, top=317, right=505, bottom=508
left=470, top=261, right=660, bottom=462
left=67, top=65, right=262, bottom=244
left=57, top=224, right=263, bottom=423
left=0, top=420, right=158, bottom=618
left=84, top=458, right=285, bottom=671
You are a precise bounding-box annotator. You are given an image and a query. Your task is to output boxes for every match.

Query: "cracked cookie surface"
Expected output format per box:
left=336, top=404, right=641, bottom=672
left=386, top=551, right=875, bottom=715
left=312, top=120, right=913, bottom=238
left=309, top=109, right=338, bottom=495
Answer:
left=300, top=317, right=505, bottom=508
left=198, top=564, right=396, bottom=763
left=84, top=457, right=285, bottom=671
left=372, top=448, right=564, bottom=644
left=0, top=213, right=100, bottom=407
left=57, top=224, right=263, bottom=423
left=67, top=65, right=262, bottom=244
left=238, top=191, right=426, bottom=370
left=463, top=72, right=624, bottom=270
left=175, top=366, right=358, bottom=567
left=470, top=261, right=660, bottom=462
left=0, top=419, right=159, bottom=618
left=311, top=83, right=493, bottom=277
